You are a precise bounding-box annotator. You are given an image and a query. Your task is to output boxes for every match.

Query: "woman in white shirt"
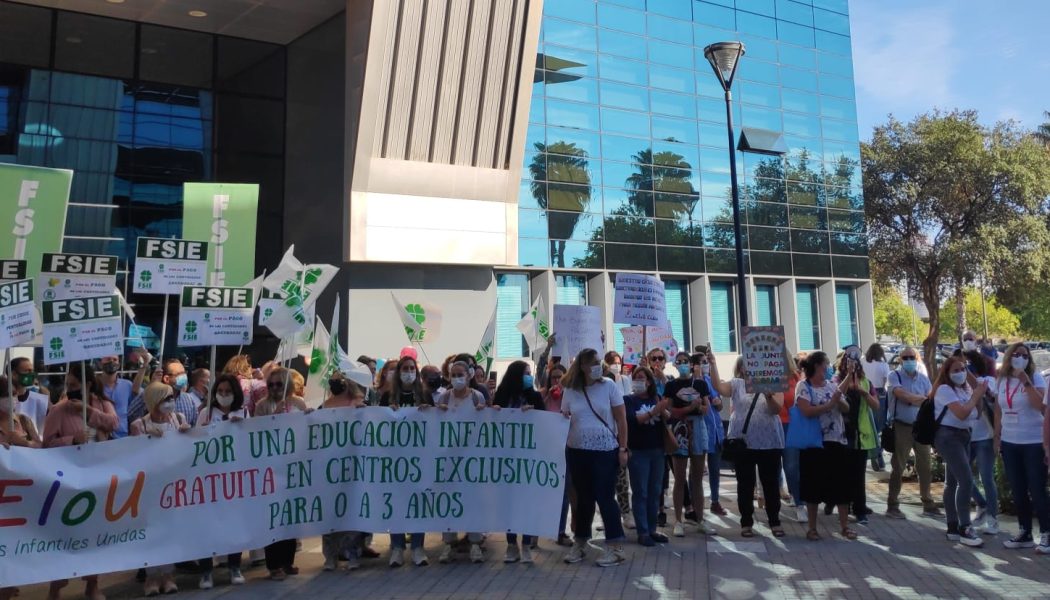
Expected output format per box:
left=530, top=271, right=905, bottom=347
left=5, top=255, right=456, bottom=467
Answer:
left=861, top=344, right=891, bottom=471
left=931, top=356, right=984, bottom=548
left=962, top=350, right=999, bottom=535
left=561, top=348, right=629, bottom=568
left=994, top=343, right=1050, bottom=553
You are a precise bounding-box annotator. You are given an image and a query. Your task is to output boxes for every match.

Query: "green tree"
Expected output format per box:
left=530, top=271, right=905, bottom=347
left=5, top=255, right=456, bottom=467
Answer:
left=528, top=141, right=593, bottom=268
left=863, top=110, right=1050, bottom=374
left=873, top=286, right=921, bottom=344
left=937, top=288, right=1020, bottom=340
left=1034, top=110, right=1050, bottom=149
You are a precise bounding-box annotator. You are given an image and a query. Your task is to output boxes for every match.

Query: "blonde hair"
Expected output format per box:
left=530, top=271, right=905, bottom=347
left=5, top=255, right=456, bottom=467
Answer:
left=144, top=382, right=173, bottom=413
left=223, top=354, right=252, bottom=379
left=289, top=370, right=305, bottom=397
left=561, top=348, right=600, bottom=391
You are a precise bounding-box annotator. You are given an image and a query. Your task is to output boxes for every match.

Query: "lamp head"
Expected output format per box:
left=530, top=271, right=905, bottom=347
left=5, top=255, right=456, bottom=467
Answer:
left=704, top=41, right=746, bottom=92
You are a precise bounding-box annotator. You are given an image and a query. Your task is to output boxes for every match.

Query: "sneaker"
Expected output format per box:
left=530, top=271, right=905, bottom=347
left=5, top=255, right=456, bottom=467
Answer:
left=673, top=522, right=685, bottom=537
left=974, top=506, right=987, bottom=526
left=650, top=532, right=669, bottom=544
left=595, top=545, right=626, bottom=567
left=795, top=505, right=808, bottom=523
left=198, top=574, right=213, bottom=590
left=885, top=507, right=907, bottom=520
left=563, top=540, right=587, bottom=564
left=412, top=547, right=428, bottom=566
left=322, top=557, right=336, bottom=571
left=856, top=515, right=869, bottom=526
left=504, top=545, right=521, bottom=563
left=683, top=510, right=699, bottom=524
left=1037, top=533, right=1050, bottom=554
left=345, top=555, right=360, bottom=571
left=1004, top=531, right=1035, bottom=549
left=695, top=521, right=717, bottom=535
left=623, top=513, right=636, bottom=530
left=982, top=516, right=1000, bottom=536
left=229, top=568, right=245, bottom=585
left=710, top=502, right=728, bottom=517
left=946, top=523, right=960, bottom=542
left=959, top=527, right=984, bottom=548
left=389, top=550, right=405, bottom=568
left=637, top=534, right=655, bottom=547
left=438, top=544, right=454, bottom=564
left=520, top=546, right=534, bottom=564
left=470, top=544, right=484, bottom=563
left=922, top=507, right=944, bottom=518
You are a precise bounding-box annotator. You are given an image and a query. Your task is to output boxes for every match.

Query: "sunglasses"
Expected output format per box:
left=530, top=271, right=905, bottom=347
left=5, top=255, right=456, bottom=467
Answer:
left=900, top=356, right=917, bottom=360
left=651, top=356, right=666, bottom=362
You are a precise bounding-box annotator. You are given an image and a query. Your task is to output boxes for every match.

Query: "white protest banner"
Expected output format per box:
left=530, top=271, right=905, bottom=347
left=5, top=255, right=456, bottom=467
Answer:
left=132, top=237, right=209, bottom=295
left=177, top=286, right=255, bottom=347
left=620, top=325, right=679, bottom=365
left=37, top=253, right=118, bottom=302
left=0, top=279, right=39, bottom=347
left=0, top=260, right=27, bottom=282
left=551, top=304, right=604, bottom=359
left=613, top=273, right=666, bottom=327
left=741, top=325, right=789, bottom=394
left=41, top=295, right=123, bottom=365
left=0, top=406, right=569, bottom=587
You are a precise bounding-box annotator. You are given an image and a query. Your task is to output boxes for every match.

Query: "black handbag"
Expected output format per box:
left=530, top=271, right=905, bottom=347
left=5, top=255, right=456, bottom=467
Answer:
left=721, top=393, right=760, bottom=463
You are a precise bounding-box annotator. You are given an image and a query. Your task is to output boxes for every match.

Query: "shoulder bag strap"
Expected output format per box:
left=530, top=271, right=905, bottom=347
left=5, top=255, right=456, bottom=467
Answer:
left=581, top=385, right=616, bottom=438
left=740, top=391, right=761, bottom=435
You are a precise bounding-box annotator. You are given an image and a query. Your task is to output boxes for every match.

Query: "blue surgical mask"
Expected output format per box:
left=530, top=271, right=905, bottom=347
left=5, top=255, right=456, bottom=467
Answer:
left=825, top=366, right=836, bottom=380
left=523, top=375, right=534, bottom=389
left=902, top=359, right=917, bottom=374
left=677, top=364, right=691, bottom=376
left=174, top=374, right=188, bottom=390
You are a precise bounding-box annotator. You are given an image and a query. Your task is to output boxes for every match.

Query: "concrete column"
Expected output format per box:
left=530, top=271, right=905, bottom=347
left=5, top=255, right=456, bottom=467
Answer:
left=587, top=272, right=614, bottom=355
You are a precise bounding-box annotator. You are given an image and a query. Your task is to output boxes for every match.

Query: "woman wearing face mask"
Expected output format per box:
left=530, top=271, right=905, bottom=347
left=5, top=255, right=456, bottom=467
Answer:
left=436, top=361, right=488, bottom=563
left=198, top=374, right=249, bottom=426
left=835, top=347, right=879, bottom=526
left=794, top=352, right=854, bottom=541
left=385, top=356, right=432, bottom=567
left=861, top=343, right=891, bottom=472
left=995, top=343, right=1050, bottom=553
left=543, top=363, right=567, bottom=413
left=453, top=352, right=493, bottom=405
left=254, top=367, right=309, bottom=416
left=963, top=349, right=999, bottom=535
left=697, top=352, right=728, bottom=517
left=319, top=373, right=367, bottom=572
left=624, top=367, right=671, bottom=546
left=665, top=352, right=713, bottom=537
left=492, top=360, right=545, bottom=562
left=130, top=383, right=191, bottom=595
left=0, top=376, right=41, bottom=448
left=543, top=362, right=574, bottom=546
left=604, top=351, right=632, bottom=396
left=375, top=360, right=398, bottom=402
left=603, top=351, right=634, bottom=527
left=421, top=364, right=445, bottom=404
left=561, top=348, right=630, bottom=567
left=931, top=356, right=984, bottom=547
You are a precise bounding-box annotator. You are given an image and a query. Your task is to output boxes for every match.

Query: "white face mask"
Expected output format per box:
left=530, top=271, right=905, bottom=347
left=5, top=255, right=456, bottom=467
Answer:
left=451, top=376, right=468, bottom=390
left=0, top=397, right=16, bottom=413
left=950, top=371, right=967, bottom=386
left=630, top=380, right=647, bottom=394
left=1012, top=356, right=1029, bottom=371
left=588, top=364, right=603, bottom=380
left=159, top=401, right=175, bottom=415
left=400, top=371, right=417, bottom=385
left=216, top=393, right=234, bottom=408
left=962, top=340, right=977, bottom=352
left=609, top=364, right=621, bottom=375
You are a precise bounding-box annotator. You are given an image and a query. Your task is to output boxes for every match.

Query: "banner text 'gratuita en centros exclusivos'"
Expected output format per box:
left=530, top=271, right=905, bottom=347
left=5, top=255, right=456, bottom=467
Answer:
left=0, top=406, right=569, bottom=587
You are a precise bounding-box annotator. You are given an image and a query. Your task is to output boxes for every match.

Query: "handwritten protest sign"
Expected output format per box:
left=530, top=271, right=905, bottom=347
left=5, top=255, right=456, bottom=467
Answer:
left=613, top=273, right=666, bottom=327
left=741, top=325, right=789, bottom=394
left=552, top=304, right=604, bottom=359
left=41, top=294, right=123, bottom=365
left=620, top=325, right=679, bottom=365
left=0, top=406, right=569, bottom=587
left=178, top=286, right=255, bottom=346
left=133, top=237, right=209, bottom=295
left=0, top=279, right=39, bottom=347
left=37, top=253, right=118, bottom=302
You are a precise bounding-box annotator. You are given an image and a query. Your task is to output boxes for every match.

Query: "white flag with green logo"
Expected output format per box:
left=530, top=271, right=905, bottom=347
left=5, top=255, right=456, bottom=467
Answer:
left=261, top=246, right=338, bottom=339
left=516, top=295, right=550, bottom=353
left=41, top=294, right=124, bottom=365
left=475, top=306, right=496, bottom=373
left=305, top=296, right=371, bottom=406
left=391, top=294, right=443, bottom=344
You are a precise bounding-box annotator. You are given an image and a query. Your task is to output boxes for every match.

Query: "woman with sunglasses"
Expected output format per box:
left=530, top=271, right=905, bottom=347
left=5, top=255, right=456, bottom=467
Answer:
left=995, top=343, right=1050, bottom=553
left=645, top=348, right=674, bottom=527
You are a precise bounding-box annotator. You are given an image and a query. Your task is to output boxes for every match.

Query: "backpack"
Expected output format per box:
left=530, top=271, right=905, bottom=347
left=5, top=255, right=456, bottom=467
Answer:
left=912, top=396, right=948, bottom=445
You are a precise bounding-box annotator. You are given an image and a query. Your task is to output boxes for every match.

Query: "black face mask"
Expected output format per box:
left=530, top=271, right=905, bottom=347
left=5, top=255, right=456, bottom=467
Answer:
left=67, top=389, right=82, bottom=401
left=328, top=378, right=347, bottom=396
left=425, top=376, right=442, bottom=389
left=101, top=363, right=119, bottom=375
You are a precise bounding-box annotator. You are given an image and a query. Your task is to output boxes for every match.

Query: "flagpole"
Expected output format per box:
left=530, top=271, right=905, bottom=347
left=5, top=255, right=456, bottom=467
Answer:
left=158, top=294, right=169, bottom=364
left=5, top=348, right=13, bottom=430
left=80, top=360, right=87, bottom=427
left=414, top=341, right=432, bottom=365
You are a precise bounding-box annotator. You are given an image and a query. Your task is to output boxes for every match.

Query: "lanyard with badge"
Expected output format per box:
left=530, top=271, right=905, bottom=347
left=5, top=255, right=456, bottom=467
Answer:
left=1003, top=378, right=1023, bottom=425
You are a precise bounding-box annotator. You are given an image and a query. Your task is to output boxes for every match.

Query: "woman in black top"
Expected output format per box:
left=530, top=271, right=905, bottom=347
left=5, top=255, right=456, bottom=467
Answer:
left=379, top=356, right=431, bottom=408
left=625, top=367, right=671, bottom=546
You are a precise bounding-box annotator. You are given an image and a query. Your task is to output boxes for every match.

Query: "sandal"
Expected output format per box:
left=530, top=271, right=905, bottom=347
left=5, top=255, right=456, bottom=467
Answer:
left=740, top=527, right=754, bottom=538
left=772, top=527, right=786, bottom=538
left=806, top=529, right=821, bottom=541
left=841, top=528, right=858, bottom=540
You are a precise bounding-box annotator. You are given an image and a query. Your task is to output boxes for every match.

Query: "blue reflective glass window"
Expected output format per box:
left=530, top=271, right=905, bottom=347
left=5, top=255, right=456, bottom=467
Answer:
left=696, top=73, right=725, bottom=98
left=525, top=123, right=545, bottom=149
left=814, top=8, right=850, bottom=35
left=603, top=160, right=646, bottom=189
left=548, top=210, right=602, bottom=241
left=783, top=134, right=822, bottom=159
left=519, top=207, right=548, bottom=238
left=709, top=281, right=737, bottom=352
left=835, top=285, right=859, bottom=347
left=602, top=133, right=647, bottom=164
left=520, top=179, right=541, bottom=209
left=656, top=192, right=701, bottom=219
left=604, top=215, right=654, bottom=243
left=703, top=197, right=731, bottom=221
left=795, top=283, right=820, bottom=350
left=780, top=66, right=818, bottom=91
left=543, top=45, right=598, bottom=77
left=560, top=240, right=603, bottom=269
left=603, top=186, right=635, bottom=215
left=545, top=73, right=599, bottom=103
left=693, top=3, right=735, bottom=29
left=737, top=0, right=776, bottom=16
left=698, top=96, right=736, bottom=124
left=818, top=52, right=853, bottom=77
left=652, top=115, right=698, bottom=145
left=546, top=98, right=600, bottom=130
left=781, top=88, right=820, bottom=113
left=605, top=243, right=656, bottom=271
left=828, top=209, right=864, bottom=233
left=777, top=21, right=814, bottom=46
left=791, top=228, right=829, bottom=253
left=598, top=28, right=647, bottom=60
left=815, top=30, right=852, bottom=55
left=648, top=0, right=692, bottom=19
left=518, top=239, right=550, bottom=267
left=738, top=34, right=779, bottom=62
left=699, top=120, right=729, bottom=146
left=600, top=80, right=649, bottom=111
left=544, top=0, right=597, bottom=24
left=545, top=126, right=602, bottom=158
left=813, top=0, right=849, bottom=13
left=649, top=64, right=694, bottom=93
left=652, top=141, right=700, bottom=170
left=544, top=18, right=597, bottom=51
left=748, top=200, right=788, bottom=225
left=598, top=54, right=648, bottom=85
left=789, top=205, right=827, bottom=230
left=819, top=74, right=855, bottom=99
left=779, top=43, right=816, bottom=69
left=648, top=40, right=693, bottom=69
left=740, top=81, right=781, bottom=109
left=693, top=24, right=732, bottom=49
left=605, top=0, right=645, bottom=9
left=701, top=171, right=732, bottom=199
left=739, top=59, right=780, bottom=85
left=776, top=0, right=813, bottom=25
left=755, top=284, right=778, bottom=326
left=820, top=96, right=856, bottom=121
left=741, top=105, right=783, bottom=131
left=664, top=280, right=689, bottom=349
left=783, top=111, right=821, bottom=137
left=598, top=3, right=646, bottom=35
left=495, top=273, right=529, bottom=359
left=601, top=106, right=650, bottom=137
left=647, top=14, right=693, bottom=44
left=821, top=118, right=858, bottom=143
left=737, top=11, right=778, bottom=39
left=700, top=147, right=730, bottom=174
left=651, top=89, right=696, bottom=119
left=831, top=232, right=868, bottom=255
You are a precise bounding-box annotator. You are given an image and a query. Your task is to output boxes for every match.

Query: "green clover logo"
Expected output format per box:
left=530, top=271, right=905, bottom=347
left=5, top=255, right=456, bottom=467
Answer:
left=140, top=270, right=152, bottom=282
left=309, top=348, right=326, bottom=375
left=405, top=304, right=426, bottom=325
left=263, top=308, right=274, bottom=318
left=303, top=267, right=323, bottom=286
left=49, top=337, right=63, bottom=351
left=185, top=320, right=198, bottom=333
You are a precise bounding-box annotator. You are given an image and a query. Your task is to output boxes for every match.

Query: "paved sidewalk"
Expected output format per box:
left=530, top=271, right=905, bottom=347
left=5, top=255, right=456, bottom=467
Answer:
left=17, top=470, right=1050, bottom=599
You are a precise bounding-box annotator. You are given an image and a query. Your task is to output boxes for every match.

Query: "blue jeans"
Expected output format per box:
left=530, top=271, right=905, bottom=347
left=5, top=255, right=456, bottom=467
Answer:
left=627, top=448, right=665, bottom=536
left=390, top=533, right=424, bottom=550
left=566, top=447, right=625, bottom=542
left=781, top=424, right=802, bottom=506
left=970, top=438, right=997, bottom=518
left=506, top=533, right=535, bottom=546
left=1001, top=441, right=1050, bottom=534
left=707, top=448, right=721, bottom=504
left=934, top=426, right=973, bottom=529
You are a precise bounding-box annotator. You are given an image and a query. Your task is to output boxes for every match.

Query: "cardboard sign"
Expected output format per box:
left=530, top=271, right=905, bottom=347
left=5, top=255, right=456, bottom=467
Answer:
left=0, top=260, right=27, bottom=282
left=177, top=285, right=255, bottom=347
left=620, top=325, right=679, bottom=366
left=37, top=253, right=119, bottom=301
left=741, top=325, right=789, bottom=394
left=133, top=237, right=209, bottom=295
left=552, top=304, right=604, bottom=360
left=613, top=273, right=666, bottom=327
left=41, top=294, right=123, bottom=365
left=182, top=182, right=259, bottom=286
left=0, top=279, right=40, bottom=347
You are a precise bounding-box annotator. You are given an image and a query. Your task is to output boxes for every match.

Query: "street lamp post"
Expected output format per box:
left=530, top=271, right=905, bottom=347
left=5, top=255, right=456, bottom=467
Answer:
left=704, top=41, right=749, bottom=329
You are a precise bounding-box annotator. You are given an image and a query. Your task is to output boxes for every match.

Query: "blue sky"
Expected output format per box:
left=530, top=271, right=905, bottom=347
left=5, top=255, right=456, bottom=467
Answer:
left=849, top=0, right=1050, bottom=139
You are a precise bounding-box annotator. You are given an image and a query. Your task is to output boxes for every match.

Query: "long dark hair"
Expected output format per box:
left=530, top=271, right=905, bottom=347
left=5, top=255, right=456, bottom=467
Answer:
left=934, top=355, right=969, bottom=391
left=864, top=343, right=884, bottom=363
left=68, top=362, right=111, bottom=405
left=963, top=350, right=991, bottom=378
left=799, top=351, right=829, bottom=381
left=211, top=374, right=245, bottom=412
left=494, top=360, right=529, bottom=406
left=391, top=356, right=428, bottom=405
